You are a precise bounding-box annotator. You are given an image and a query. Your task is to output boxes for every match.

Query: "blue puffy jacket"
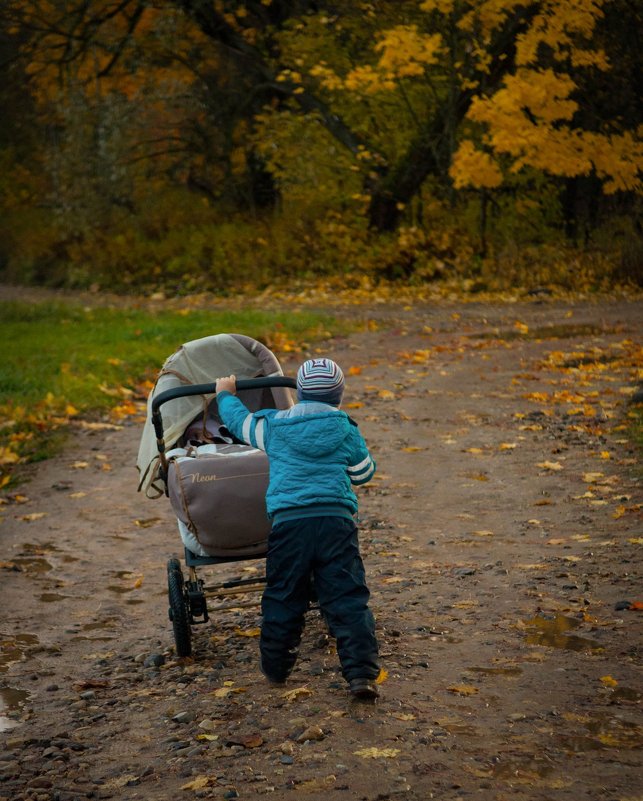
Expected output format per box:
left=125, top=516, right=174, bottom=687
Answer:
left=216, top=393, right=376, bottom=518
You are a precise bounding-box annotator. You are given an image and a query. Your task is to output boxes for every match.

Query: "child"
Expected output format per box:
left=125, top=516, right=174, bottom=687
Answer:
left=215, top=358, right=380, bottom=700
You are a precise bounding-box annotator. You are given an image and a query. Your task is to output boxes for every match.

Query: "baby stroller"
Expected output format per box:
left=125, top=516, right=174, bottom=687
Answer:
left=136, top=333, right=295, bottom=657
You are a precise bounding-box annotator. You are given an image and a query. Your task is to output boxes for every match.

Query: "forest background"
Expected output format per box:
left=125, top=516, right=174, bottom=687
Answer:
left=1, top=0, right=642, bottom=297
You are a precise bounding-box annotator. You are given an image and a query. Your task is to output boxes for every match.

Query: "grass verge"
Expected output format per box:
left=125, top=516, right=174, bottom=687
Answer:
left=0, top=300, right=347, bottom=486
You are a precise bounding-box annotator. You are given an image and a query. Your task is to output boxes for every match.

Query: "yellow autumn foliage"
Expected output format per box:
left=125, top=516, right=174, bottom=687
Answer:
left=450, top=141, right=503, bottom=190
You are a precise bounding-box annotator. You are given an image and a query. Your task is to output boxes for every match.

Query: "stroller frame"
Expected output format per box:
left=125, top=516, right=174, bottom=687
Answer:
left=152, top=376, right=296, bottom=657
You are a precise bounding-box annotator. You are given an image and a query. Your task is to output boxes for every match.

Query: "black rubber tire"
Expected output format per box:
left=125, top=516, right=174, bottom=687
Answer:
left=168, top=569, right=192, bottom=658
left=167, top=557, right=182, bottom=574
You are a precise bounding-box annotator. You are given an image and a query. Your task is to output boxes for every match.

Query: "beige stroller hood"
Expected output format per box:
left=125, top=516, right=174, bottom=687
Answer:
left=136, top=333, right=291, bottom=498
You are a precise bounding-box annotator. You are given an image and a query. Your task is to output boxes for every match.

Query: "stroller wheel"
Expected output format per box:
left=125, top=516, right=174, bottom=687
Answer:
left=167, top=564, right=192, bottom=657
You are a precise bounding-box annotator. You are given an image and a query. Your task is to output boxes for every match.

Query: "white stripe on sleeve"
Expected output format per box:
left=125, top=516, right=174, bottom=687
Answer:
left=255, top=419, right=266, bottom=450
left=348, top=455, right=372, bottom=474
left=241, top=414, right=253, bottom=444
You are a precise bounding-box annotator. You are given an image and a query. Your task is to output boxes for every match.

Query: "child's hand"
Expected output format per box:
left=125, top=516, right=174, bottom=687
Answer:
left=216, top=375, right=237, bottom=395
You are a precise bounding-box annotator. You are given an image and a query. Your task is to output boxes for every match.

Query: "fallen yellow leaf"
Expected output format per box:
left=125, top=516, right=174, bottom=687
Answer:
left=211, top=685, right=246, bottom=698
left=296, top=775, right=336, bottom=792
left=583, top=472, right=604, bottom=483
left=0, top=447, right=21, bottom=465
left=375, top=668, right=388, bottom=685
left=447, top=684, right=479, bottom=696
left=20, top=512, right=47, bottom=522
left=282, top=686, right=313, bottom=702
left=234, top=627, right=261, bottom=637
left=600, top=675, right=618, bottom=687
left=180, top=775, right=213, bottom=791
left=354, top=747, right=401, bottom=758
left=134, top=518, right=161, bottom=528
left=537, top=461, right=564, bottom=471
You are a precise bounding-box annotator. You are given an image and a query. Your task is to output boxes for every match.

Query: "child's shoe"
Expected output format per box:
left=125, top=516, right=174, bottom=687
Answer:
left=349, top=677, right=379, bottom=701
left=260, top=657, right=288, bottom=687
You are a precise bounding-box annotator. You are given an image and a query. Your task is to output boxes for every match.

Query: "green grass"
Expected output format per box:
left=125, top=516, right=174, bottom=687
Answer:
left=0, top=300, right=347, bottom=476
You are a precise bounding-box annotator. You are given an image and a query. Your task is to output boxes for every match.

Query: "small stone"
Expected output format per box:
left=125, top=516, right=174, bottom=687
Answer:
left=79, top=691, right=95, bottom=701
left=198, top=719, right=219, bottom=732
left=28, top=778, right=53, bottom=789
left=278, top=741, right=294, bottom=755
left=296, top=726, right=325, bottom=743
left=0, top=761, right=19, bottom=776
left=172, top=711, right=194, bottom=724
left=279, top=756, right=294, bottom=765
left=223, top=789, right=239, bottom=799
left=144, top=654, right=166, bottom=668
left=4, top=737, right=28, bottom=750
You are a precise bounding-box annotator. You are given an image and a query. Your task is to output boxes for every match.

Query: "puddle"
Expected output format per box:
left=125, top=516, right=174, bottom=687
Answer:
left=125, top=599, right=145, bottom=605
left=468, top=666, right=523, bottom=676
left=611, top=686, right=641, bottom=703
left=492, top=757, right=556, bottom=783
left=82, top=620, right=118, bottom=631
left=112, top=571, right=137, bottom=580
left=524, top=614, right=603, bottom=651
left=38, top=593, right=69, bottom=603
left=19, top=541, right=61, bottom=555
left=11, top=557, right=53, bottom=574
left=0, top=687, right=30, bottom=732
left=471, top=324, right=611, bottom=342
left=441, top=722, right=477, bottom=736
left=70, top=635, right=117, bottom=642
left=0, top=634, right=39, bottom=672
left=559, top=713, right=642, bottom=752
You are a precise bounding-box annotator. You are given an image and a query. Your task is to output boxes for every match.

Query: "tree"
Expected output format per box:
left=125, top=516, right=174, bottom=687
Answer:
left=3, top=0, right=641, bottom=247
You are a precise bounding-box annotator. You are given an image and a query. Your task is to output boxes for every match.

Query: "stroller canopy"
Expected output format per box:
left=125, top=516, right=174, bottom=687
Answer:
left=136, top=333, right=291, bottom=497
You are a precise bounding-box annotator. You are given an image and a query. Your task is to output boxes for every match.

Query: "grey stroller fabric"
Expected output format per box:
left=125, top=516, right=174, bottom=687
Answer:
left=136, top=333, right=291, bottom=498
left=136, top=333, right=293, bottom=557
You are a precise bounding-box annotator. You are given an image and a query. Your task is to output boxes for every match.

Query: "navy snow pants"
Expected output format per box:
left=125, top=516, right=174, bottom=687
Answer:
left=260, top=516, right=380, bottom=683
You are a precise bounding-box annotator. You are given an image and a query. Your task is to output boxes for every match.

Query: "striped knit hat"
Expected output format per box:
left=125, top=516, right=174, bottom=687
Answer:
left=296, top=358, right=345, bottom=406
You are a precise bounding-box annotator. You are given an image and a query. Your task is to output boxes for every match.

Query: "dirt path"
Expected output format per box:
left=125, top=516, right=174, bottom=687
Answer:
left=1, top=296, right=641, bottom=801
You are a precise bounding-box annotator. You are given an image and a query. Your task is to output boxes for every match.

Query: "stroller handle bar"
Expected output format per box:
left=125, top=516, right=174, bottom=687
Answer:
left=151, top=377, right=297, bottom=468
